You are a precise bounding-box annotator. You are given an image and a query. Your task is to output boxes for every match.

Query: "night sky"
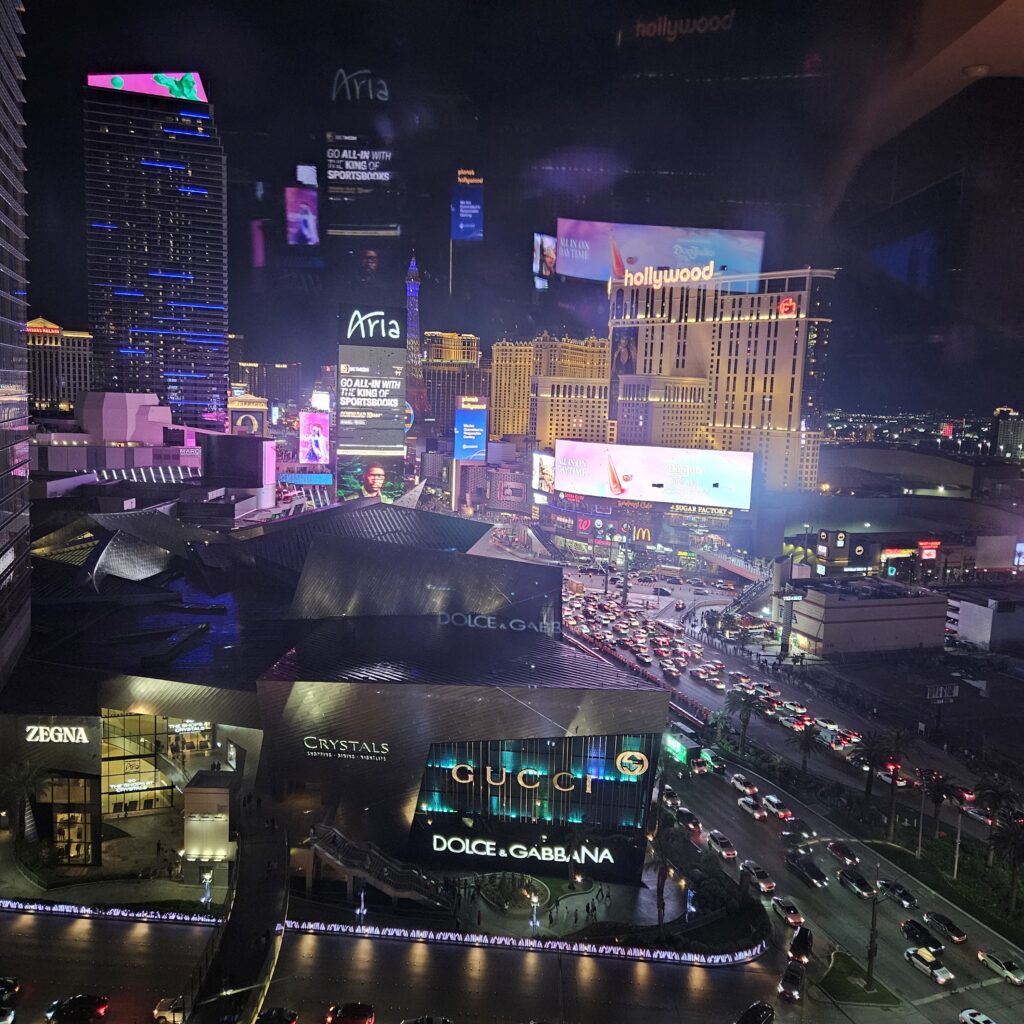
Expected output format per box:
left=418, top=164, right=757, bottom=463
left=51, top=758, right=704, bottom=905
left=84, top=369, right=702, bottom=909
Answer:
left=23, top=0, right=1021, bottom=411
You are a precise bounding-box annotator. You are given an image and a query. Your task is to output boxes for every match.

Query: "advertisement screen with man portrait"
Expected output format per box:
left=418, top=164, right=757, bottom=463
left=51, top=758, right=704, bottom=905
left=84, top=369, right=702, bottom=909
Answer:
left=299, top=411, right=330, bottom=465
left=336, top=454, right=405, bottom=503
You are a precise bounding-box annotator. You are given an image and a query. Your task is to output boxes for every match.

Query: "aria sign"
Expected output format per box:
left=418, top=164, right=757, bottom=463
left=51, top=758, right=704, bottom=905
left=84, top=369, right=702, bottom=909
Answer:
left=345, top=309, right=402, bottom=340
left=25, top=725, right=89, bottom=744
left=432, top=834, right=614, bottom=865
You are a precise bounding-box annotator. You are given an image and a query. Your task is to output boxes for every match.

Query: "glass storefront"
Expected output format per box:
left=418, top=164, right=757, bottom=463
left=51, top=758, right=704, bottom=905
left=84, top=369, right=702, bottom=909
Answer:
left=101, top=709, right=216, bottom=817
left=34, top=775, right=100, bottom=865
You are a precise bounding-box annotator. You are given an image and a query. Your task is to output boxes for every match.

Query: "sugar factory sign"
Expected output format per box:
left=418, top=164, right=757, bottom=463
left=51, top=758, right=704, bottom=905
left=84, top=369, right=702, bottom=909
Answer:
left=431, top=834, right=614, bottom=865
left=25, top=725, right=89, bottom=744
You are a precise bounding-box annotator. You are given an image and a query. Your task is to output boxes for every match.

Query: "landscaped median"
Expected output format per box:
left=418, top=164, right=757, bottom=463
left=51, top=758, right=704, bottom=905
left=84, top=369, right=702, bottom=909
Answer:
left=817, top=950, right=900, bottom=1006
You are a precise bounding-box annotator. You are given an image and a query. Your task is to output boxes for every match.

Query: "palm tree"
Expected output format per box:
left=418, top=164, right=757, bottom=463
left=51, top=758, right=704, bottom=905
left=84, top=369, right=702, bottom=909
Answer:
left=926, top=777, right=959, bottom=839
left=0, top=760, right=44, bottom=843
left=856, top=731, right=890, bottom=809
left=990, top=819, right=1024, bottom=915
left=787, top=725, right=820, bottom=776
left=975, top=774, right=1019, bottom=868
left=646, top=815, right=679, bottom=927
left=886, top=727, right=909, bottom=841
left=725, top=689, right=761, bottom=757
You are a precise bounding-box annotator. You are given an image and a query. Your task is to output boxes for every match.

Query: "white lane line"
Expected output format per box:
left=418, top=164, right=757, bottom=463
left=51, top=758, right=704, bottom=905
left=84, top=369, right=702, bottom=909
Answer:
left=910, top=975, right=1004, bottom=1005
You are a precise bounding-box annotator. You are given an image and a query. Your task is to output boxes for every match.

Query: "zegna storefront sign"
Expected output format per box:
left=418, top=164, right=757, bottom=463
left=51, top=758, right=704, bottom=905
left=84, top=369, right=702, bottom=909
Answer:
left=432, top=834, right=614, bottom=865
left=450, top=750, right=649, bottom=797
left=25, top=725, right=89, bottom=744
left=303, top=736, right=390, bottom=762
left=623, top=260, right=715, bottom=288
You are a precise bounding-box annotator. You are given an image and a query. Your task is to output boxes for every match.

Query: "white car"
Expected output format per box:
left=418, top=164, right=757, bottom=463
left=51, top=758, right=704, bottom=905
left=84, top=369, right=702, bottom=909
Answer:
left=707, top=830, right=737, bottom=859
left=814, top=718, right=839, bottom=731
left=904, top=946, right=954, bottom=984
left=977, top=950, right=1024, bottom=985
left=762, top=794, right=792, bottom=820
left=959, top=1011, right=999, bottom=1024
left=153, top=998, right=185, bottom=1024
left=738, top=796, right=768, bottom=820
left=0, top=1008, right=13, bottom=1024
left=730, top=773, right=758, bottom=796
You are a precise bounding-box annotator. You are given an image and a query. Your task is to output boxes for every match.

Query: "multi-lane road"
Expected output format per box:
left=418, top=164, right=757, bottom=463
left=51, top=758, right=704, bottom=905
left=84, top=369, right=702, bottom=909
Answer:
left=672, top=757, right=1024, bottom=1024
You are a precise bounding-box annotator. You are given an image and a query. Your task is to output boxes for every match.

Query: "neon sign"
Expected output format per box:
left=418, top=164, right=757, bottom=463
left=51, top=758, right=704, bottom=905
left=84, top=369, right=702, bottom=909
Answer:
left=432, top=834, right=614, bottom=864
left=25, top=725, right=88, bottom=744
left=624, top=261, right=715, bottom=288
left=778, top=296, right=797, bottom=316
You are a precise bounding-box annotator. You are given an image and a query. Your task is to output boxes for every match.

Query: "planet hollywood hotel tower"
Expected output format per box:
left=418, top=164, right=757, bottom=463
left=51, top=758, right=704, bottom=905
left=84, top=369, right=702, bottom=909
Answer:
left=84, top=72, right=228, bottom=429
left=610, top=266, right=835, bottom=491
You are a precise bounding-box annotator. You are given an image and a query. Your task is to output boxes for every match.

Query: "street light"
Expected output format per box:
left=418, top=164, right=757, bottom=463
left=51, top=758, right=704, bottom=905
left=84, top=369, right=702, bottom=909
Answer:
left=953, top=804, right=965, bottom=880
left=865, top=860, right=881, bottom=991
left=530, top=893, right=539, bottom=935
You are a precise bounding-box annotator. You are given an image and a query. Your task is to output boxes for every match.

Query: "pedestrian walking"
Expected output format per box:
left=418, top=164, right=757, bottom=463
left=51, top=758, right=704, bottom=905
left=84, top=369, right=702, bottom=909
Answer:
left=477, top=909, right=482, bottom=928
left=156, top=839, right=162, bottom=855
left=574, top=907, right=579, bottom=925
left=549, top=909, right=554, bottom=926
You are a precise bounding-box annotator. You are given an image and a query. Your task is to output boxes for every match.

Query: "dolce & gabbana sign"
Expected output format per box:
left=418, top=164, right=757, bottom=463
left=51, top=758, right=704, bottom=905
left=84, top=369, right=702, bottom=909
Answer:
left=303, top=735, right=391, bottom=763
left=432, top=834, right=614, bottom=865
left=436, top=612, right=560, bottom=636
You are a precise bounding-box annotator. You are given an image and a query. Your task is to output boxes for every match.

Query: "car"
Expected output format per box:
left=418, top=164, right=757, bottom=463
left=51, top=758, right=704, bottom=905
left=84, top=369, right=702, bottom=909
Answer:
left=782, top=701, right=808, bottom=715
left=958, top=1011, right=998, bottom=1024
left=777, top=961, right=805, bottom=1001
left=733, top=1002, right=774, bottom=1024
left=814, top=718, right=839, bottom=731
left=740, top=860, right=775, bottom=893
left=738, top=796, right=768, bottom=820
left=661, top=663, right=680, bottom=679
left=728, top=671, right=752, bottom=685
left=904, top=946, right=954, bottom=984
left=755, top=683, right=781, bottom=698
left=689, top=758, right=709, bottom=776
left=707, top=830, right=737, bottom=859
left=45, top=998, right=110, bottom=1024
left=0, top=979, right=18, bottom=1002
left=900, top=919, right=943, bottom=954
left=788, top=926, right=813, bottom=963
left=780, top=832, right=812, bottom=852
left=674, top=600, right=686, bottom=611
left=846, top=751, right=870, bottom=771
left=778, top=716, right=806, bottom=731
left=877, top=879, right=917, bottom=908
left=0, top=1008, right=12, bottom=1024
left=661, top=784, right=681, bottom=809
left=755, top=701, right=779, bottom=719
left=770, top=896, right=804, bottom=927
left=325, top=1006, right=375, bottom=1024
left=876, top=769, right=909, bottom=787
left=837, top=868, right=876, bottom=899
left=785, top=818, right=817, bottom=840
left=923, top=911, right=967, bottom=943
left=256, top=1011, right=299, bottom=1024
left=153, top=998, right=184, bottom=1024
left=693, top=587, right=709, bottom=595
left=675, top=807, right=701, bottom=831
left=963, top=805, right=993, bottom=825
left=785, top=852, right=828, bottom=888
left=826, top=841, right=859, bottom=866
left=689, top=667, right=708, bottom=681
left=761, top=795, right=792, bottom=820
left=701, top=662, right=721, bottom=675
left=730, top=773, right=758, bottom=796
left=977, top=950, right=1024, bottom=985
left=635, top=652, right=653, bottom=666
left=700, top=750, right=726, bottom=773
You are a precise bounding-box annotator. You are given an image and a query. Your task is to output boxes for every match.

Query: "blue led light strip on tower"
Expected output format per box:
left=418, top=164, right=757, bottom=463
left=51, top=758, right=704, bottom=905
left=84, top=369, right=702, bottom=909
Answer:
left=166, top=301, right=225, bottom=310
left=118, top=348, right=146, bottom=355
left=162, top=128, right=207, bottom=138
left=90, top=222, right=119, bottom=229
left=148, top=271, right=194, bottom=280
left=113, top=290, right=145, bottom=297
left=140, top=159, right=186, bottom=170
left=180, top=110, right=210, bottom=120
left=177, top=187, right=209, bottom=195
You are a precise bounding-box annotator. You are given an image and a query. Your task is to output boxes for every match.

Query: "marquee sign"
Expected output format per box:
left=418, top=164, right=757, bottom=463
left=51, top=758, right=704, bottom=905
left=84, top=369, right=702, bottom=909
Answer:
left=25, top=725, right=88, bottom=744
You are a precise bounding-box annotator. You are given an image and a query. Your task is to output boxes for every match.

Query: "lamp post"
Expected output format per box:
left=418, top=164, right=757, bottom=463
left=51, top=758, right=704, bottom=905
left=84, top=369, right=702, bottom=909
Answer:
left=916, top=784, right=927, bottom=859
left=356, top=886, right=367, bottom=928
left=865, top=861, right=881, bottom=991
left=953, top=805, right=965, bottom=880
left=530, top=893, right=539, bottom=936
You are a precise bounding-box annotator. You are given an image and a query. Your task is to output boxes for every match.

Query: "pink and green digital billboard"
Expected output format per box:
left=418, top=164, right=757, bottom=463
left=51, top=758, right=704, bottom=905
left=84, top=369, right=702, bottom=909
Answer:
left=86, top=72, right=208, bottom=103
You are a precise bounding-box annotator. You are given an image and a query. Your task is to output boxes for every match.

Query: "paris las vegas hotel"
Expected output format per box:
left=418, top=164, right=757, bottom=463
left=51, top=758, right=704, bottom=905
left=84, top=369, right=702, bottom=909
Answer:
left=609, top=265, right=835, bottom=492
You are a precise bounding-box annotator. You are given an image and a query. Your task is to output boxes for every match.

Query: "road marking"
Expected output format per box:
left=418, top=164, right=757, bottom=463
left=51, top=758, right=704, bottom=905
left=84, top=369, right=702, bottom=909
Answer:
left=911, top=975, right=1003, bottom=1004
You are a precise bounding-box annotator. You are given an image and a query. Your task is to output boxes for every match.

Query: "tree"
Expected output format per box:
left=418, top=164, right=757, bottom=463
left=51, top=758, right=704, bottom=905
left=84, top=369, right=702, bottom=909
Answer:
left=0, top=760, right=44, bottom=844
left=787, top=725, right=820, bottom=776
left=725, top=689, right=761, bottom=757
left=709, top=709, right=731, bottom=745
left=975, top=774, right=1019, bottom=868
left=855, top=732, right=890, bottom=809
left=646, top=813, right=680, bottom=927
left=990, top=819, right=1024, bottom=915
left=926, top=777, right=959, bottom=839
left=886, top=727, right=910, bottom=841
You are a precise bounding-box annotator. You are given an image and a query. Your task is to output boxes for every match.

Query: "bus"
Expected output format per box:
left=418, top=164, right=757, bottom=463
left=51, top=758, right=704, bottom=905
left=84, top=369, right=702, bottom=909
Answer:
left=664, top=719, right=703, bottom=768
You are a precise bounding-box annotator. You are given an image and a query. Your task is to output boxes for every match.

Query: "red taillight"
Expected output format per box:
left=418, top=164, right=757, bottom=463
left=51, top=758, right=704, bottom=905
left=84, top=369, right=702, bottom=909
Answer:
left=98, top=1008, right=108, bottom=1016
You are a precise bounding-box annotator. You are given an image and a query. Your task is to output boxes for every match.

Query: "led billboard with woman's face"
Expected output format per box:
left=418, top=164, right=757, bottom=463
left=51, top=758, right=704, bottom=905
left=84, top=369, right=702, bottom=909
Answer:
left=554, top=440, right=753, bottom=509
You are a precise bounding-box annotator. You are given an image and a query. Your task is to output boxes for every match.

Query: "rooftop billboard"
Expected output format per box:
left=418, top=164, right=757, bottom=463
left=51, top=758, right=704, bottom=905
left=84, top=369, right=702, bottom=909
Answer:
left=86, top=72, right=208, bottom=103
left=554, top=441, right=753, bottom=510
left=555, top=218, right=764, bottom=283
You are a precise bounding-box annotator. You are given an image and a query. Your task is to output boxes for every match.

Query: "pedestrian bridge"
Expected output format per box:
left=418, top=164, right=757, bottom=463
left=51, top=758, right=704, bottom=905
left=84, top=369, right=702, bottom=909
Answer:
left=700, top=550, right=768, bottom=583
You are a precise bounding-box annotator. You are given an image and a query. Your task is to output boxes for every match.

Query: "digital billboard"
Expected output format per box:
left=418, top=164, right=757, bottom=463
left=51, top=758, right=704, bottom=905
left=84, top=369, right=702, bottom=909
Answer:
left=285, top=187, right=320, bottom=246
left=336, top=304, right=407, bottom=450
left=554, top=441, right=753, bottom=509
left=454, top=404, right=488, bottom=461
left=325, top=132, right=401, bottom=237
left=555, top=218, right=765, bottom=283
left=299, top=411, right=330, bottom=465
left=336, top=453, right=405, bottom=503
left=532, top=232, right=557, bottom=279
left=532, top=452, right=555, bottom=495
left=451, top=170, right=484, bottom=242
left=86, top=72, right=208, bottom=103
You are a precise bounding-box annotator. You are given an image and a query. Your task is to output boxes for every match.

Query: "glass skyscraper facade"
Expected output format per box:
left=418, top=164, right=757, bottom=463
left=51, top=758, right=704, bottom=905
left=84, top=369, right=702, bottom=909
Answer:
left=0, top=0, right=29, bottom=684
left=84, top=72, right=228, bottom=429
